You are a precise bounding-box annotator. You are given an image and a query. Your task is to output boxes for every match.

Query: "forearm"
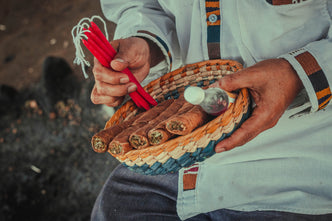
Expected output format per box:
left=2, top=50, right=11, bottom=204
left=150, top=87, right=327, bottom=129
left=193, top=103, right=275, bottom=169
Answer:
left=101, top=0, right=181, bottom=72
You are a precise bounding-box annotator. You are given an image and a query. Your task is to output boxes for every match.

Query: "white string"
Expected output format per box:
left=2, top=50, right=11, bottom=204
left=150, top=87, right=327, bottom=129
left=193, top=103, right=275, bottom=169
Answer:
left=71, top=15, right=109, bottom=79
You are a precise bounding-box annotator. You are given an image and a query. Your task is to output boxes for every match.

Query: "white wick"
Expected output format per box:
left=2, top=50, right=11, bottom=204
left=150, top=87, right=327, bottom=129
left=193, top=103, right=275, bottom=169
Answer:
left=71, top=15, right=109, bottom=79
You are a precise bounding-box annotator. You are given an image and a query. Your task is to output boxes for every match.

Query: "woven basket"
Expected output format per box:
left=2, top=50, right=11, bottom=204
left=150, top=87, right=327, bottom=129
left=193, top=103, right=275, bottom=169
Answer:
left=104, top=59, right=251, bottom=175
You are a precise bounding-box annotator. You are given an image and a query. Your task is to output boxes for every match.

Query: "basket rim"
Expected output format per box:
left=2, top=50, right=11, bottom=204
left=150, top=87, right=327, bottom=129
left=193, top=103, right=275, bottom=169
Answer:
left=105, top=59, right=249, bottom=163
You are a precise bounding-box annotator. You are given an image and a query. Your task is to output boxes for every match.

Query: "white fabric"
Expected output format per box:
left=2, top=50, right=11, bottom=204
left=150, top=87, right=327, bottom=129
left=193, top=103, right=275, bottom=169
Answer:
left=178, top=104, right=332, bottom=219
left=100, top=0, right=332, bottom=219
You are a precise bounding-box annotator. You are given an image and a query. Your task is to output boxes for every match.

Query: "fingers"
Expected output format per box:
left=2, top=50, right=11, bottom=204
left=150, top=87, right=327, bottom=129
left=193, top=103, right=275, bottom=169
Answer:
left=95, top=80, right=137, bottom=96
left=215, top=105, right=279, bottom=153
left=93, top=57, right=137, bottom=94
left=215, top=67, right=265, bottom=92
left=90, top=85, right=125, bottom=107
left=91, top=77, right=137, bottom=105
left=92, top=58, right=137, bottom=106
left=93, top=58, right=129, bottom=84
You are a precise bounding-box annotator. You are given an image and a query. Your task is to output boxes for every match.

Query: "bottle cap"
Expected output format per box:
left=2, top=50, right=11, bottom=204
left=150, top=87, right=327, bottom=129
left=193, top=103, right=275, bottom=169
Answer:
left=184, top=86, right=205, bottom=105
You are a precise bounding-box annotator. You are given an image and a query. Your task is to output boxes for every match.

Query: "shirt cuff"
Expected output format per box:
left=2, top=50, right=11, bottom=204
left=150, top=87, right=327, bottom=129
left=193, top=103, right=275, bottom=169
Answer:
left=279, top=48, right=332, bottom=113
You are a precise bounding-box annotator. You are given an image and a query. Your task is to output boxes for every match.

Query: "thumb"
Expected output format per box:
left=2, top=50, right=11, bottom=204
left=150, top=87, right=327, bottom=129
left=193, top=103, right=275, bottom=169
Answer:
left=109, top=39, right=131, bottom=72
left=215, top=70, right=253, bottom=92
left=110, top=56, right=129, bottom=72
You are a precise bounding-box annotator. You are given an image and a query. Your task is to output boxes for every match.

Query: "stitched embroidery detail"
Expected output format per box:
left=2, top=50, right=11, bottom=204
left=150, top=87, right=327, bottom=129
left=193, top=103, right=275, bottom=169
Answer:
left=266, top=0, right=306, bottom=5
left=137, top=30, right=172, bottom=70
left=294, top=51, right=331, bottom=110
left=205, top=0, right=221, bottom=59
left=183, top=164, right=199, bottom=191
left=289, top=48, right=306, bottom=56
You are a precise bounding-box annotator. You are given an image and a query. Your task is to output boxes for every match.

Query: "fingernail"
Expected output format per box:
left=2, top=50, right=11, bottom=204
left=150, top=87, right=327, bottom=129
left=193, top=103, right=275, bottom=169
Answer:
left=120, top=77, right=129, bottom=84
left=216, top=147, right=226, bottom=153
left=128, top=84, right=137, bottom=93
left=114, top=58, right=125, bottom=63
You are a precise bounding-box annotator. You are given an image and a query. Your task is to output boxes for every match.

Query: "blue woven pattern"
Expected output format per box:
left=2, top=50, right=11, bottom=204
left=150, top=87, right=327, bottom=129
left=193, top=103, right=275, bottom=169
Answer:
left=123, top=107, right=251, bottom=175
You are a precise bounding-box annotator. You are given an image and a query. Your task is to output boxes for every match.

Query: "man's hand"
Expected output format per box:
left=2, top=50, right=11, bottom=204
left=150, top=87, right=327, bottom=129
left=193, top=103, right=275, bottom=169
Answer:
left=215, top=58, right=303, bottom=153
left=90, top=37, right=163, bottom=107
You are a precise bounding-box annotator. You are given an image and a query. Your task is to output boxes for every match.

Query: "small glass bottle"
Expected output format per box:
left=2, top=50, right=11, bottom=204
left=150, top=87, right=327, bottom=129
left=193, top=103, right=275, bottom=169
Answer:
left=184, top=86, right=233, bottom=115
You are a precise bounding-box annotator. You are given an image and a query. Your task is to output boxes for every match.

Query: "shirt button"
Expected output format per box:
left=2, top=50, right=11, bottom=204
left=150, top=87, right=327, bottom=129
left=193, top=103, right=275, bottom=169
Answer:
left=208, top=14, right=218, bottom=23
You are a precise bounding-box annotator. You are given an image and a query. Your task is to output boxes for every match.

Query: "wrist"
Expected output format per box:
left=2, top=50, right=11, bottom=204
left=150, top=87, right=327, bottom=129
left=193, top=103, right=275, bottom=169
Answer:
left=278, top=58, right=304, bottom=92
left=137, top=37, right=164, bottom=67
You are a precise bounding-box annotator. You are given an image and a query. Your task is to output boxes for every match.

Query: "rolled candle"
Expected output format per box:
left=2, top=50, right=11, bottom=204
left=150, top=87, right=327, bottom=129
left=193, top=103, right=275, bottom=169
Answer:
left=129, top=96, right=184, bottom=148
left=165, top=105, right=210, bottom=135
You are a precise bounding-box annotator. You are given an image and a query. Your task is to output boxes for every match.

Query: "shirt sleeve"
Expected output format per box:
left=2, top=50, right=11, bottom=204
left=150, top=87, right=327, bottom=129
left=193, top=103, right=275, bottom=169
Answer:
left=279, top=40, right=332, bottom=114
left=100, top=0, right=181, bottom=74
left=278, top=2, right=332, bottom=114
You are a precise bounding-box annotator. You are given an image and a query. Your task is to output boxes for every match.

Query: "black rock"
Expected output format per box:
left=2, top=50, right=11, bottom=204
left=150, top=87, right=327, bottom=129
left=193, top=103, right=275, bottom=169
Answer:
left=37, top=56, right=81, bottom=112
left=0, top=84, right=21, bottom=129
left=3, top=54, right=15, bottom=64
left=0, top=84, right=19, bottom=114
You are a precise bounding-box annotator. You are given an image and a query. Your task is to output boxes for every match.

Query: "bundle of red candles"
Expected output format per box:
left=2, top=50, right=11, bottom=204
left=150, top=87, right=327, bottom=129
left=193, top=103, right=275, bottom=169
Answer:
left=81, top=21, right=157, bottom=110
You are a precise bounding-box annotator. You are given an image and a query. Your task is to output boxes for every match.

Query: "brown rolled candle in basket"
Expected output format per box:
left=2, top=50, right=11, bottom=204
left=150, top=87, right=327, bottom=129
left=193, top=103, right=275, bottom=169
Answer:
left=147, top=98, right=195, bottom=146
left=91, top=117, right=136, bottom=153
left=165, top=105, right=211, bottom=136
left=108, top=99, right=175, bottom=155
left=129, top=96, right=186, bottom=149
left=108, top=123, right=145, bottom=155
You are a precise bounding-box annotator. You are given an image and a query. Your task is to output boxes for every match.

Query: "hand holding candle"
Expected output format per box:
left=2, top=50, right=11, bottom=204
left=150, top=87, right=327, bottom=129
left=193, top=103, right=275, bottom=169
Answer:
left=91, top=37, right=154, bottom=108
left=72, top=16, right=158, bottom=110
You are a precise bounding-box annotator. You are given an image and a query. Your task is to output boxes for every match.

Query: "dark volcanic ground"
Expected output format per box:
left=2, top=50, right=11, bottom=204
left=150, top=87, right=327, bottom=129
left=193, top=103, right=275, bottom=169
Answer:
left=0, top=75, right=119, bottom=221
left=0, top=1, right=119, bottom=220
